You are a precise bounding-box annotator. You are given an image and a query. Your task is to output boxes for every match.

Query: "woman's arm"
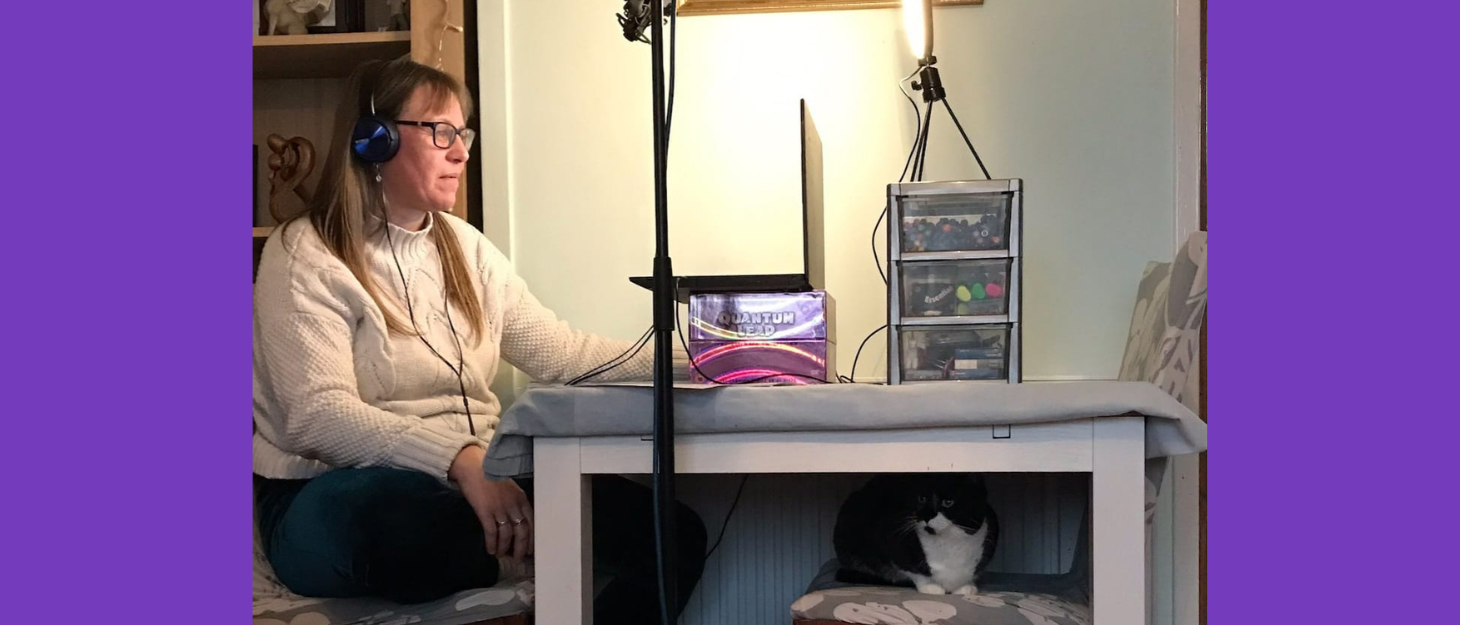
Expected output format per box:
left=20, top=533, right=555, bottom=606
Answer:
left=498, top=280, right=656, bottom=383
left=462, top=215, right=682, bottom=384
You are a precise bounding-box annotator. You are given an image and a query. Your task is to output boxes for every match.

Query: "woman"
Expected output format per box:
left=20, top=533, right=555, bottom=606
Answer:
left=252, top=57, right=707, bottom=623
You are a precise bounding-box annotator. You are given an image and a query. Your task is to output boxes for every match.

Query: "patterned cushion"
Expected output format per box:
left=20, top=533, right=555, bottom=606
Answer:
left=1117, top=231, right=1208, bottom=412
left=253, top=581, right=534, bottom=625
left=790, top=586, right=1090, bottom=625
left=792, top=559, right=1089, bottom=625
left=253, top=498, right=533, bottom=625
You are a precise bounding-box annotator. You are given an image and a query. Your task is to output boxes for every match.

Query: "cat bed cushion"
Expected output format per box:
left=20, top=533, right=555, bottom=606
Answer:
left=791, top=560, right=1089, bottom=625
left=253, top=580, right=534, bottom=625
left=484, top=381, right=1206, bottom=479
left=790, top=587, right=1090, bottom=625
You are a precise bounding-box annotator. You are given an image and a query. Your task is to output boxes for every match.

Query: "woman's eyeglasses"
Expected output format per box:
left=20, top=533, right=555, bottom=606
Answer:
left=395, top=120, right=476, bottom=150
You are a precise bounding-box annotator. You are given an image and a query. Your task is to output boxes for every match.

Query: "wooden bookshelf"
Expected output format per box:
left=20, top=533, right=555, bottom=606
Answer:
left=253, top=32, right=412, bottom=80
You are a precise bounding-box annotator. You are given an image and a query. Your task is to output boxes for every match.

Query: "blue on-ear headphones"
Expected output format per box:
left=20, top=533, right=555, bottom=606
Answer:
left=351, top=66, right=400, bottom=163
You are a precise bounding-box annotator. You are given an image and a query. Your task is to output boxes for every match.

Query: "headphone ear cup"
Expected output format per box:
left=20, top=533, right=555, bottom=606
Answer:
left=351, top=116, right=400, bottom=163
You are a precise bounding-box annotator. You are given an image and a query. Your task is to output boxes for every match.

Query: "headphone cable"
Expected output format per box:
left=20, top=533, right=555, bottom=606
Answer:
left=377, top=170, right=477, bottom=437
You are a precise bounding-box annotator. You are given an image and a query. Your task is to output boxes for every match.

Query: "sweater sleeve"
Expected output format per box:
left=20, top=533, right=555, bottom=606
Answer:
left=254, top=257, right=483, bottom=481
left=461, top=215, right=685, bottom=384
left=498, top=274, right=657, bottom=383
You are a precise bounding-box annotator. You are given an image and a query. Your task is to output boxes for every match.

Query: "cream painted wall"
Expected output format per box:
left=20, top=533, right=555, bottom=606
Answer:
left=484, top=0, right=1175, bottom=384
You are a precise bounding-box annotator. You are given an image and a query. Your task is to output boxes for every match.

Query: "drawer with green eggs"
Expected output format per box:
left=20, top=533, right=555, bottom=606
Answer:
left=899, top=258, right=1014, bottom=319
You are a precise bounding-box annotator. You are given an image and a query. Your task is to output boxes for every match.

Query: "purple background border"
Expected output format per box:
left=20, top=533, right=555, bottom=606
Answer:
left=5, top=3, right=256, bottom=622
left=1211, top=1, right=1458, bottom=623
left=6, top=2, right=1457, bottom=623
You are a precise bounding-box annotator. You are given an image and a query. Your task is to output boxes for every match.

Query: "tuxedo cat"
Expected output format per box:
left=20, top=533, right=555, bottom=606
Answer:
left=833, top=473, right=999, bottom=597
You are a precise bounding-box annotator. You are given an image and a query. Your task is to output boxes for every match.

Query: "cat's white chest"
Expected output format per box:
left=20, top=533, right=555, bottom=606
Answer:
left=916, top=516, right=987, bottom=590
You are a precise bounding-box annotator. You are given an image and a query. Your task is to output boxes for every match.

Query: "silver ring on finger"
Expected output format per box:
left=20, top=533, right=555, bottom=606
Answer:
left=511, top=517, right=525, bottom=525
left=495, top=519, right=508, bottom=526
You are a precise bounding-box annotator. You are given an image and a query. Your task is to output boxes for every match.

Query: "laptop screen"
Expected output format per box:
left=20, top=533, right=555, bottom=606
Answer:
left=633, top=99, right=822, bottom=290
left=633, top=100, right=829, bottom=293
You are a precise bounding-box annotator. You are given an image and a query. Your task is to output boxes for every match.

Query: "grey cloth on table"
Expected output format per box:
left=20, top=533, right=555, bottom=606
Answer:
left=482, top=380, right=1206, bottom=480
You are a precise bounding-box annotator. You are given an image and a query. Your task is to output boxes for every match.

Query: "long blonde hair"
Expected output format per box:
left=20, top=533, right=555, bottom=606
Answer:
left=288, top=57, right=484, bottom=344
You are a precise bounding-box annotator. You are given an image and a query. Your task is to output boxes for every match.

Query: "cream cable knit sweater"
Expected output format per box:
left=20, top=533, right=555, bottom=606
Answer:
left=252, top=212, right=655, bottom=481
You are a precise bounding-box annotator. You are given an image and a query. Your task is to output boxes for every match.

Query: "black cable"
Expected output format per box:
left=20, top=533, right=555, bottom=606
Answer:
left=848, top=324, right=888, bottom=384
left=568, top=327, right=651, bottom=384
left=705, top=475, right=750, bottom=560
left=870, top=71, right=933, bottom=287
left=871, top=208, right=888, bottom=286
left=565, top=326, right=654, bottom=386
left=909, top=105, right=925, bottom=182
left=918, top=102, right=933, bottom=181
left=873, top=90, right=928, bottom=287
left=564, top=337, right=650, bottom=386
left=897, top=67, right=922, bottom=184
left=568, top=326, right=651, bottom=383
left=378, top=174, right=476, bottom=437
left=913, top=100, right=934, bottom=182
left=940, top=98, right=991, bottom=180
left=664, top=1, right=676, bottom=147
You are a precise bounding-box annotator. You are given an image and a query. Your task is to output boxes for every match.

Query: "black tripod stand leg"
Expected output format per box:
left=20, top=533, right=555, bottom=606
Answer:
left=940, top=98, right=991, bottom=180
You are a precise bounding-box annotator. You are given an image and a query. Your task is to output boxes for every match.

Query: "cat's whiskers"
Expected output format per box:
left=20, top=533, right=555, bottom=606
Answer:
left=893, top=516, right=921, bottom=538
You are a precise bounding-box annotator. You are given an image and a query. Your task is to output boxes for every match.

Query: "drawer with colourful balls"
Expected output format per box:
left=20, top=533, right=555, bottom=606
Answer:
left=900, top=258, right=1013, bottom=319
left=897, top=192, right=1013, bottom=255
left=897, top=325, right=1012, bottom=382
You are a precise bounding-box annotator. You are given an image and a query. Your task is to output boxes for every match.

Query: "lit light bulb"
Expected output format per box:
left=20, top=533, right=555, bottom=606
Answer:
left=903, top=0, right=929, bottom=60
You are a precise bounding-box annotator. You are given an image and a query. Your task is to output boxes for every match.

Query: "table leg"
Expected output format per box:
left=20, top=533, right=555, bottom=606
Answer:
left=1093, top=417, right=1146, bottom=625
left=1172, top=453, right=1202, bottom=625
left=534, top=437, right=593, bottom=625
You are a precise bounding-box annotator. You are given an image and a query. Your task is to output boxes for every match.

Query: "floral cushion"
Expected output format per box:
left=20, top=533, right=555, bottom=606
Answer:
left=253, top=487, right=533, bottom=625
left=1117, top=230, right=1207, bottom=410
left=792, top=558, right=1089, bottom=625
left=253, top=581, right=534, bottom=625
left=790, top=586, right=1090, bottom=625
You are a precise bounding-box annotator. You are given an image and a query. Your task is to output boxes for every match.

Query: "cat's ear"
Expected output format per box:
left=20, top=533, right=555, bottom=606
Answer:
left=959, top=473, right=991, bottom=498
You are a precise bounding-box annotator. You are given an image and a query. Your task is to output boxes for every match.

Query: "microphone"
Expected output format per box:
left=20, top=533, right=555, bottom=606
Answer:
left=618, top=0, right=669, bottom=43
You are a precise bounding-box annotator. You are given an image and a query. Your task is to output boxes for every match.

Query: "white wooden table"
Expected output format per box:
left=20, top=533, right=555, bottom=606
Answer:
left=532, top=416, right=1147, bottom=625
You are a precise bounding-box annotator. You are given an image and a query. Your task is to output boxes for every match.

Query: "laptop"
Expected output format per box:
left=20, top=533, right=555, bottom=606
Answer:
left=631, top=99, right=825, bottom=303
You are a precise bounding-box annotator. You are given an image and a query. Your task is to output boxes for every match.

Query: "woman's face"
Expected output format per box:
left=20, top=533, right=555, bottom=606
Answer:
left=380, top=86, right=469, bottom=217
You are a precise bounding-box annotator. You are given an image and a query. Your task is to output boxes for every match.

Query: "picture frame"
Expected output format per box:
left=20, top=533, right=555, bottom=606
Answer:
left=676, top=0, right=982, bottom=17
left=307, top=0, right=366, bottom=34
left=254, top=144, right=261, bottom=227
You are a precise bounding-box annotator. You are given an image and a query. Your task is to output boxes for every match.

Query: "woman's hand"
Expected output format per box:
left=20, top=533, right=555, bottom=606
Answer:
left=449, top=445, right=534, bottom=562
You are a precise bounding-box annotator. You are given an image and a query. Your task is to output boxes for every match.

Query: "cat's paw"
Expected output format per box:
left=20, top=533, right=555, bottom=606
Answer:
left=915, top=583, right=947, bottom=595
left=954, top=584, right=981, bottom=598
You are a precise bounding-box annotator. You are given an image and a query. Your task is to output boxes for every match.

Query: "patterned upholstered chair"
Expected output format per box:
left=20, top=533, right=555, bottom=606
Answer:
left=1117, top=231, right=1207, bottom=411
left=788, top=232, right=1207, bottom=625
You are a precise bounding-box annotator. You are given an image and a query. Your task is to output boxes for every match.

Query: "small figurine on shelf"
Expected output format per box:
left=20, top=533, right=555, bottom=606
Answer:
left=388, top=0, right=411, bottom=31
left=264, top=0, right=312, bottom=35
left=265, top=134, right=315, bottom=223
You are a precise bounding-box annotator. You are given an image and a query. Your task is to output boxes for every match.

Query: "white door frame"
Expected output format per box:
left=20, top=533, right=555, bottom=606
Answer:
left=1162, top=1, right=1205, bottom=625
